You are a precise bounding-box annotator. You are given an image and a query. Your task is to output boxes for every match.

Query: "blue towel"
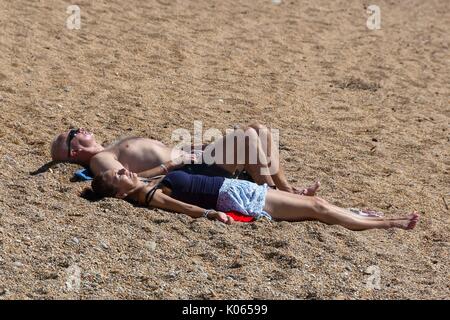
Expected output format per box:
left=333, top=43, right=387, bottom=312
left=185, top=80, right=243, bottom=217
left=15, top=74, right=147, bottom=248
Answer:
left=74, top=168, right=94, bottom=181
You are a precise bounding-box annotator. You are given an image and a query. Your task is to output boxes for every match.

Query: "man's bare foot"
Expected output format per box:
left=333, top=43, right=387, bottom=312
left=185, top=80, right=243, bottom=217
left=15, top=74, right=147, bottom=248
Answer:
left=391, top=213, right=420, bottom=230
left=295, top=181, right=321, bottom=196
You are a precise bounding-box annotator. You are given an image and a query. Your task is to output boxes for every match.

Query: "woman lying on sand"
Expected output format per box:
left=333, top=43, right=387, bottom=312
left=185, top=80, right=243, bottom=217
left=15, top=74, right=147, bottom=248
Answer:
left=91, top=168, right=419, bottom=231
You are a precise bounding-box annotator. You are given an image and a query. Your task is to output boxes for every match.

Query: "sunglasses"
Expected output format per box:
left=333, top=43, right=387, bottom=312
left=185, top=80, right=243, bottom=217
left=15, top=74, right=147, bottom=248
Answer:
left=67, top=128, right=79, bottom=157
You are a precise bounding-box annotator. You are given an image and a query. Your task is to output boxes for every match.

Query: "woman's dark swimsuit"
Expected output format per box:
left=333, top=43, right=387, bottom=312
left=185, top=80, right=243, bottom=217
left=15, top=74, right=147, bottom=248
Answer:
left=160, top=170, right=225, bottom=209
left=144, top=168, right=252, bottom=208
left=144, top=171, right=270, bottom=221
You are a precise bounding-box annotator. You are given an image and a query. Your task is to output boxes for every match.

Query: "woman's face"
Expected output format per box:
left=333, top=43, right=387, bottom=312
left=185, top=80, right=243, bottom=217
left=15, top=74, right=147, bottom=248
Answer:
left=104, top=168, right=141, bottom=197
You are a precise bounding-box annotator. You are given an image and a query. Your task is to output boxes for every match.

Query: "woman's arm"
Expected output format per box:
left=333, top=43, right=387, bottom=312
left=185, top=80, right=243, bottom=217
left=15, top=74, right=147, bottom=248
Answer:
left=149, top=189, right=205, bottom=218
left=148, top=190, right=233, bottom=223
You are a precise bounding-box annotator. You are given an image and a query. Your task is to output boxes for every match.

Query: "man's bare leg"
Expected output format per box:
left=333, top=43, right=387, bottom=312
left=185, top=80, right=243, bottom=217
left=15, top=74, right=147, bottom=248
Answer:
left=247, top=122, right=312, bottom=194
left=299, top=181, right=321, bottom=196
left=241, top=134, right=320, bottom=196
left=203, top=126, right=276, bottom=186
left=205, top=123, right=319, bottom=194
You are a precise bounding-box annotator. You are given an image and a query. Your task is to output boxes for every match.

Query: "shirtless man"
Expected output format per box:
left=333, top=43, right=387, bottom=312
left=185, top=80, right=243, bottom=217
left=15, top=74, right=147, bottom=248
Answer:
left=50, top=123, right=319, bottom=195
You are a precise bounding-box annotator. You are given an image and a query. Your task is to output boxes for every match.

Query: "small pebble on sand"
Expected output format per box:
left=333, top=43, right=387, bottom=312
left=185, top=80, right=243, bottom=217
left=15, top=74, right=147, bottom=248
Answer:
left=146, top=241, right=157, bottom=251
left=13, top=261, right=23, bottom=268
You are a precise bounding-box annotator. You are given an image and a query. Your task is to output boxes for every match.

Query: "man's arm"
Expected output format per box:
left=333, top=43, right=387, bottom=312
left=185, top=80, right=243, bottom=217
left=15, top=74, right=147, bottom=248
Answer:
left=137, top=153, right=197, bottom=178
left=136, top=160, right=178, bottom=179
left=90, top=152, right=173, bottom=177
left=89, top=153, right=124, bottom=176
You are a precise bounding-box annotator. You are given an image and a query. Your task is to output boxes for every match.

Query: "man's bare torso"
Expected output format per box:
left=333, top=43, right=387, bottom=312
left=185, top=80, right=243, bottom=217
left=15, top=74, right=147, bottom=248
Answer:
left=89, top=137, right=184, bottom=175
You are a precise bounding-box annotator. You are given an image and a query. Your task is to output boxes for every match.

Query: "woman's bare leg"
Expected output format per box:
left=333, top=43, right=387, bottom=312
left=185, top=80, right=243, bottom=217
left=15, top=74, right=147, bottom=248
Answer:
left=263, top=189, right=419, bottom=231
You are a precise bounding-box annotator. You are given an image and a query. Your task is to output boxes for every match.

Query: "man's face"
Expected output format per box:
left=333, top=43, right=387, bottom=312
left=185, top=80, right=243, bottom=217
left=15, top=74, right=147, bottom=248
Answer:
left=66, top=128, right=96, bottom=157
left=51, top=128, right=97, bottom=161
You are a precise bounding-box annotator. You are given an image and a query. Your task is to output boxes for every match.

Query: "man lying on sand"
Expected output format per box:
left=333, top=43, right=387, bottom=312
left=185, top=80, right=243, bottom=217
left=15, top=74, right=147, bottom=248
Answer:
left=51, top=122, right=315, bottom=195
left=91, top=167, right=420, bottom=231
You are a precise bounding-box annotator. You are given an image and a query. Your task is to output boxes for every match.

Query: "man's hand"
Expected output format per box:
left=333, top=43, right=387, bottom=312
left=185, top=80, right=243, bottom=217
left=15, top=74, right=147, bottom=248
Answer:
left=208, top=211, right=234, bottom=224
left=171, top=152, right=199, bottom=168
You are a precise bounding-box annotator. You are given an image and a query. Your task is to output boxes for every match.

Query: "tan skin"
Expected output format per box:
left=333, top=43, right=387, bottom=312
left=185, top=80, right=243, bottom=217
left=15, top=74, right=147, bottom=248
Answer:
left=52, top=124, right=313, bottom=195
left=104, top=168, right=420, bottom=231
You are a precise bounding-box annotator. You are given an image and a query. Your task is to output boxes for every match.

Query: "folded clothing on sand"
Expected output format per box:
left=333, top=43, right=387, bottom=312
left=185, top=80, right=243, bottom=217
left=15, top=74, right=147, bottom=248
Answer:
left=225, top=211, right=255, bottom=222
left=74, top=168, right=94, bottom=181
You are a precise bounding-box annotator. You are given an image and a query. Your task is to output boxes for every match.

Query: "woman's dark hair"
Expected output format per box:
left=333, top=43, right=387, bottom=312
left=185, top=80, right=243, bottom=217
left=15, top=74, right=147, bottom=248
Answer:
left=91, top=172, right=117, bottom=198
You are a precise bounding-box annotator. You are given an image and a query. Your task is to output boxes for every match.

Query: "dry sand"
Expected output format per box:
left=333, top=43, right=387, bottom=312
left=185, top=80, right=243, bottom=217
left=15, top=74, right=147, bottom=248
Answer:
left=0, top=0, right=449, bottom=299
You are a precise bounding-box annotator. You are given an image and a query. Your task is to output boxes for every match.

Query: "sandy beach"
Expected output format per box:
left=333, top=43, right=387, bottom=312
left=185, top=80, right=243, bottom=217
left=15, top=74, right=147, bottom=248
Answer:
left=0, top=0, right=449, bottom=299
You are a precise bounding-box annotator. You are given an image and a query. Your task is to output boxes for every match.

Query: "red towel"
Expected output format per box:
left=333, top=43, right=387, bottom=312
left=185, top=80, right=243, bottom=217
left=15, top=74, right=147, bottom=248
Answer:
left=225, top=211, right=254, bottom=223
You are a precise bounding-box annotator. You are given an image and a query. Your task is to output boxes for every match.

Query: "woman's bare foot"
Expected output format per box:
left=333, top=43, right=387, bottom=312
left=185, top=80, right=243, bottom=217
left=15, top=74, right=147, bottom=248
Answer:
left=391, top=213, right=420, bottom=230
left=294, top=181, right=321, bottom=196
